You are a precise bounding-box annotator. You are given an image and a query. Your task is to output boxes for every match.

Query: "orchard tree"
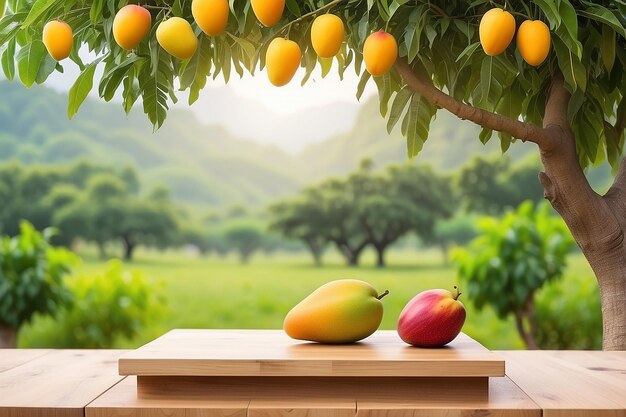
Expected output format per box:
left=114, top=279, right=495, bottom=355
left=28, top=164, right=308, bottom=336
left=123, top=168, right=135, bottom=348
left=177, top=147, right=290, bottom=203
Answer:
left=0, top=0, right=624, bottom=348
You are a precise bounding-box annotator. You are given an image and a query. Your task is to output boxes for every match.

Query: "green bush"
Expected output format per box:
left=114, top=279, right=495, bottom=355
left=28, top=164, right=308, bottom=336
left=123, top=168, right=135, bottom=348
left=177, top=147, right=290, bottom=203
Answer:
left=535, top=275, right=602, bottom=349
left=0, top=221, right=77, bottom=347
left=20, top=260, right=164, bottom=348
left=453, top=201, right=574, bottom=349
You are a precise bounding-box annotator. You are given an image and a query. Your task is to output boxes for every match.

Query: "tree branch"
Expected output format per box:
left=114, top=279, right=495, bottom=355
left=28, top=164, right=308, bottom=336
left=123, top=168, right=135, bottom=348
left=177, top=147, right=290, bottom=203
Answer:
left=395, top=58, right=552, bottom=149
left=605, top=157, right=626, bottom=230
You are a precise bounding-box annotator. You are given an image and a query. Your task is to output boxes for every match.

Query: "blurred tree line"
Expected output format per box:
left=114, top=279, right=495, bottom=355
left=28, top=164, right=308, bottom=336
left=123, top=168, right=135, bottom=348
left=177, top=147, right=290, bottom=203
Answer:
left=0, top=155, right=546, bottom=264
left=269, top=156, right=545, bottom=266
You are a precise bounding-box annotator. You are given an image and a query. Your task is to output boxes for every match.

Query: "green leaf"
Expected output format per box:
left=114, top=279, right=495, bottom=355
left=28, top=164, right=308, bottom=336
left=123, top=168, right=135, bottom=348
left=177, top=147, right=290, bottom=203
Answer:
left=16, top=39, right=46, bottom=87
left=0, top=0, right=6, bottom=18
left=89, top=0, right=104, bottom=24
left=480, top=56, right=492, bottom=103
left=534, top=0, right=561, bottom=29
left=140, top=50, right=173, bottom=130
left=553, top=36, right=587, bottom=92
left=22, top=0, right=56, bottom=28
left=35, top=53, right=56, bottom=84
left=320, top=57, right=332, bottom=78
left=580, top=5, right=626, bottom=39
left=285, top=0, right=301, bottom=16
left=404, top=93, right=436, bottom=158
left=386, top=86, right=411, bottom=133
left=356, top=70, right=370, bottom=101
left=1, top=37, right=15, bottom=80
left=68, top=61, right=97, bottom=119
left=601, top=26, right=616, bottom=72
left=558, top=0, right=579, bottom=43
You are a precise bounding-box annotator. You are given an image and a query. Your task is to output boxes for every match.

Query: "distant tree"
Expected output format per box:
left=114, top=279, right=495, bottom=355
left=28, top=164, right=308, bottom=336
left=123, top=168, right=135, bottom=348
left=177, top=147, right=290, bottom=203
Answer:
left=118, top=201, right=178, bottom=260
left=269, top=199, right=329, bottom=266
left=223, top=220, right=266, bottom=263
left=453, top=201, right=574, bottom=349
left=456, top=156, right=544, bottom=215
left=0, top=221, right=77, bottom=347
left=433, top=213, right=478, bottom=265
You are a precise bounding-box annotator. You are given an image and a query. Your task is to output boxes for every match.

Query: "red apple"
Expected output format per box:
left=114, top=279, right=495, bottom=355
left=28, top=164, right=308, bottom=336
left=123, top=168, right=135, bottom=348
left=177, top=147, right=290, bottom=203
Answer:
left=397, top=286, right=466, bottom=347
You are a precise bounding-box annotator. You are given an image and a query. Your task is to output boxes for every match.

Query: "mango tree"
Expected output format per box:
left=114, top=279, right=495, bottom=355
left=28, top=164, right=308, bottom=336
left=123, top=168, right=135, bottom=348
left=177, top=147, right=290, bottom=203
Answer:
left=0, top=0, right=624, bottom=348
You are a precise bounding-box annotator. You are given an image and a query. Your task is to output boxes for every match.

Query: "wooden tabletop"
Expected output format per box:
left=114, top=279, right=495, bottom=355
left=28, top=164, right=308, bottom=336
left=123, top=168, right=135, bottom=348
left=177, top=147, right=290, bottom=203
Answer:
left=1, top=348, right=625, bottom=417
left=118, top=330, right=505, bottom=377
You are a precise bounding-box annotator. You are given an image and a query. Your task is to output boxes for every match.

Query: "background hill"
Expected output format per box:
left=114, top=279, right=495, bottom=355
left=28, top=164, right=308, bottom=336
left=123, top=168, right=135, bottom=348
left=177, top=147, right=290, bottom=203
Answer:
left=0, top=81, right=612, bottom=208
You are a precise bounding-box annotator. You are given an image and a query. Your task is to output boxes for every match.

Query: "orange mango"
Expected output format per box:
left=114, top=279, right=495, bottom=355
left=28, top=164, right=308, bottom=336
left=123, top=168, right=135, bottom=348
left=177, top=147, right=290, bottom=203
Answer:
left=156, top=17, right=198, bottom=60
left=363, top=31, right=397, bottom=76
left=479, top=8, right=516, bottom=56
left=517, top=20, right=551, bottom=66
left=283, top=279, right=389, bottom=344
left=311, top=14, right=344, bottom=58
left=265, top=37, right=301, bottom=87
left=42, top=20, right=73, bottom=61
left=192, top=0, right=229, bottom=36
left=113, top=5, right=152, bottom=50
left=251, top=0, right=284, bottom=27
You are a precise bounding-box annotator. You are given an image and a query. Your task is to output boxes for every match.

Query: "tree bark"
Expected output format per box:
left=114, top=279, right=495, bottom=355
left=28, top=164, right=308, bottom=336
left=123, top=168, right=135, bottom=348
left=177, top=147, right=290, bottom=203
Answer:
left=514, top=310, right=539, bottom=350
left=375, top=246, right=385, bottom=268
left=304, top=238, right=324, bottom=266
left=122, top=236, right=135, bottom=261
left=396, top=59, right=626, bottom=350
left=0, top=325, right=17, bottom=348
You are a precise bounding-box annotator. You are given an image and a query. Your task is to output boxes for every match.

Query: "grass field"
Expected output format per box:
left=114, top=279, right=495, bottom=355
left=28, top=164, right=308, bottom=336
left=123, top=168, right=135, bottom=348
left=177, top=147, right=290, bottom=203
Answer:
left=19, top=246, right=596, bottom=350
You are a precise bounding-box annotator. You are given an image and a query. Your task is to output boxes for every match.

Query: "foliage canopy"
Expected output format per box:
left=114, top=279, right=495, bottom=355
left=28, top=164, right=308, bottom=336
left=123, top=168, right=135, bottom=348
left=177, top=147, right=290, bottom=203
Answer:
left=0, top=0, right=623, bottom=167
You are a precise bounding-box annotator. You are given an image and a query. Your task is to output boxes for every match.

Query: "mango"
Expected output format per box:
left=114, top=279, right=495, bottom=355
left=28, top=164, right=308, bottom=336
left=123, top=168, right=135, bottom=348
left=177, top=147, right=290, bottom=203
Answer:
left=251, top=0, right=284, bottom=27
left=363, top=31, right=397, bottom=77
left=265, top=37, right=301, bottom=87
left=42, top=20, right=73, bottom=61
left=113, top=5, right=152, bottom=50
left=283, top=279, right=389, bottom=344
left=156, top=17, right=198, bottom=60
left=311, top=14, right=344, bottom=58
left=192, top=0, right=229, bottom=36
left=479, top=8, right=515, bottom=56
left=517, top=20, right=551, bottom=66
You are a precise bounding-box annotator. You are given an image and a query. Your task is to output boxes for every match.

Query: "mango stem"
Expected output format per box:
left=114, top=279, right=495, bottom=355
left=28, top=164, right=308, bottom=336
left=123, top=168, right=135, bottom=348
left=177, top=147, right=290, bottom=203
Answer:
left=453, top=286, right=462, bottom=300
left=376, top=290, right=389, bottom=300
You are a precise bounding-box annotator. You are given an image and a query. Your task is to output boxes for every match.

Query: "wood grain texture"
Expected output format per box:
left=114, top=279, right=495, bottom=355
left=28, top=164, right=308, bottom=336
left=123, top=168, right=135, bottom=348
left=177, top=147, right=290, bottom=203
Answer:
left=86, top=376, right=249, bottom=417
left=498, top=350, right=626, bottom=417
left=119, top=330, right=505, bottom=377
left=0, top=350, right=127, bottom=417
left=0, top=349, right=50, bottom=372
left=89, top=375, right=537, bottom=417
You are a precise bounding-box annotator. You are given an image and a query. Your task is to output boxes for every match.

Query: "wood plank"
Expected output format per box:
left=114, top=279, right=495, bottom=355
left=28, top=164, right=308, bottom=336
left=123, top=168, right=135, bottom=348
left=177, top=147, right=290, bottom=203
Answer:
left=0, top=349, right=50, bottom=372
left=119, top=330, right=505, bottom=377
left=356, top=377, right=540, bottom=417
left=0, top=350, right=126, bottom=417
left=86, top=376, right=249, bottom=417
left=88, top=375, right=538, bottom=417
left=498, top=351, right=626, bottom=417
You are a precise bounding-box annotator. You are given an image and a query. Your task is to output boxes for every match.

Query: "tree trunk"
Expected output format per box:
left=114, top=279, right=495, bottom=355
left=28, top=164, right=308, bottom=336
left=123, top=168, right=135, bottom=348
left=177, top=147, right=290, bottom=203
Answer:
left=514, top=310, right=539, bottom=350
left=396, top=61, right=626, bottom=350
left=537, top=77, right=626, bottom=350
left=304, top=239, right=323, bottom=266
left=122, top=236, right=135, bottom=261
left=97, top=241, right=107, bottom=259
left=0, top=325, right=17, bottom=348
left=375, top=246, right=386, bottom=268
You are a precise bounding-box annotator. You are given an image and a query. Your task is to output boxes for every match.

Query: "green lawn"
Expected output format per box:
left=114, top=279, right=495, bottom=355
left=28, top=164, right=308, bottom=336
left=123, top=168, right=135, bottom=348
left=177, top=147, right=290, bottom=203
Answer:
left=20, top=246, right=596, bottom=350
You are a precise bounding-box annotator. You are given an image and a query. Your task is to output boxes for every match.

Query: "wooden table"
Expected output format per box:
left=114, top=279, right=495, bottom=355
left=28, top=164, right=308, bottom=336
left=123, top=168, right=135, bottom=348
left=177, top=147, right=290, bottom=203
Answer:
left=1, top=336, right=625, bottom=417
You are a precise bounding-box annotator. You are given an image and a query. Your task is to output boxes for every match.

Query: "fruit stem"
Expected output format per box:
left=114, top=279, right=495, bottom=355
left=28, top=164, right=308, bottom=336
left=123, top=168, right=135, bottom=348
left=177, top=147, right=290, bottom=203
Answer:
left=376, top=289, right=389, bottom=300
left=453, top=286, right=462, bottom=301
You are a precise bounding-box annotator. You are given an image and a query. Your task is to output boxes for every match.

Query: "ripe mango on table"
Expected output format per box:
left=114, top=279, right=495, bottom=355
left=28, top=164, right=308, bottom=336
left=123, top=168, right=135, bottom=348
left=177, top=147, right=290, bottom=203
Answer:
left=283, top=279, right=389, bottom=344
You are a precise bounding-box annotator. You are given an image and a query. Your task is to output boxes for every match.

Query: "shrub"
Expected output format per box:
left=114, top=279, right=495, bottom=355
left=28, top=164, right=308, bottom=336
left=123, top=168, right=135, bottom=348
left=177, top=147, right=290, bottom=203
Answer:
left=0, top=221, right=77, bottom=347
left=20, top=260, right=164, bottom=348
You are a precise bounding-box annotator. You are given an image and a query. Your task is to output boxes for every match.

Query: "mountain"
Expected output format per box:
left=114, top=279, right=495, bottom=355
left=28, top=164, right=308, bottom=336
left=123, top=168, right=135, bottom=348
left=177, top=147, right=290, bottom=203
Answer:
left=0, top=81, right=303, bottom=206
left=0, top=81, right=613, bottom=208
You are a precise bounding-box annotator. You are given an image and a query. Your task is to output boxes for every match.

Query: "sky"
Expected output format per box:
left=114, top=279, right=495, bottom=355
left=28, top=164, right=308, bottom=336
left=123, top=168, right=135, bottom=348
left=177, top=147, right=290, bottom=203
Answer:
left=45, top=57, right=377, bottom=153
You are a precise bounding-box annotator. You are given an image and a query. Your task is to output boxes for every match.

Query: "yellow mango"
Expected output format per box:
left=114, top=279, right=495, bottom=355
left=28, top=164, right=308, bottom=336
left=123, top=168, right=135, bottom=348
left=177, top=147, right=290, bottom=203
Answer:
left=283, top=279, right=389, bottom=344
left=42, top=20, right=73, bottom=61
left=265, top=37, right=301, bottom=87
left=156, top=17, right=198, bottom=60
left=479, top=8, right=516, bottom=56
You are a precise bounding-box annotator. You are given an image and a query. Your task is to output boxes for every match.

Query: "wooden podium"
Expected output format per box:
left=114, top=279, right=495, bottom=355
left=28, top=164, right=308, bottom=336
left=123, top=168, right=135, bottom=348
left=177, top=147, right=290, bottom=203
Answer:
left=102, top=329, right=542, bottom=416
